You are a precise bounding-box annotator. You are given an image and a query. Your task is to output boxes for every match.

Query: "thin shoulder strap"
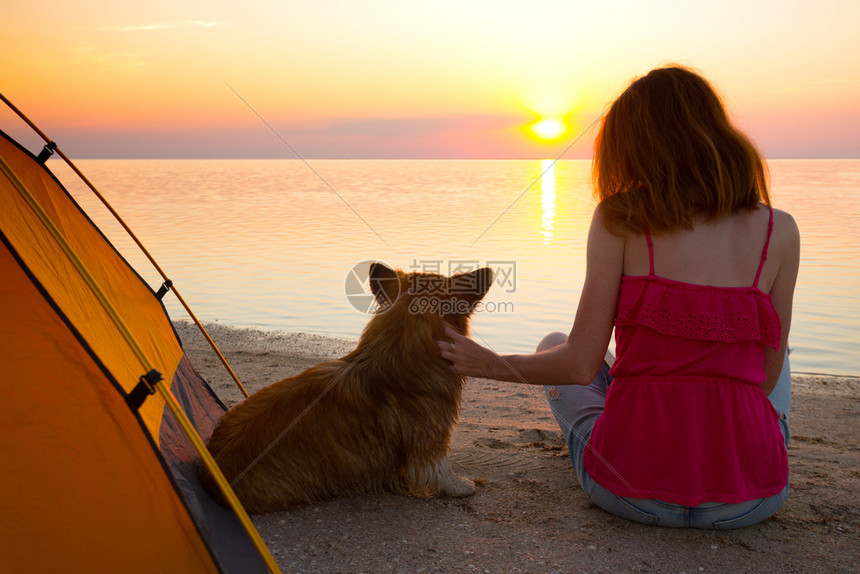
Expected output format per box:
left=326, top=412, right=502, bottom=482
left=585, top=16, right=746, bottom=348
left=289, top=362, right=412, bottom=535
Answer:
left=643, top=226, right=655, bottom=276
left=753, top=207, right=774, bottom=288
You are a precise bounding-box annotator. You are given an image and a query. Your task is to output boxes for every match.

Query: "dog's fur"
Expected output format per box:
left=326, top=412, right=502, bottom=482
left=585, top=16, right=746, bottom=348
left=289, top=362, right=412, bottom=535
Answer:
left=198, top=263, right=492, bottom=513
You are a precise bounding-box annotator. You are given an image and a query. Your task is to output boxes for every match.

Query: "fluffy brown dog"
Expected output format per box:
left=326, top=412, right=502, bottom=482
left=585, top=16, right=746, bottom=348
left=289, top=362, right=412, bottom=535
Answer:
left=199, top=262, right=492, bottom=513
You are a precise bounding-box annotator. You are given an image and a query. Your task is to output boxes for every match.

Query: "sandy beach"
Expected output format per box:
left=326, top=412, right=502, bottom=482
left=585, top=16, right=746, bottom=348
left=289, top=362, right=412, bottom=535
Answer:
left=175, top=321, right=859, bottom=573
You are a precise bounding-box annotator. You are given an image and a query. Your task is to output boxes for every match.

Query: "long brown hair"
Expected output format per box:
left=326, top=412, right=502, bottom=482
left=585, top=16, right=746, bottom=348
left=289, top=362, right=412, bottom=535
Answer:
left=593, top=65, right=769, bottom=234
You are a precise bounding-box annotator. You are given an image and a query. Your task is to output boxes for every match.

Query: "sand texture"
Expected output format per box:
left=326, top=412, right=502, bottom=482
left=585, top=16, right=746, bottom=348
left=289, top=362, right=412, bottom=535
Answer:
left=175, top=322, right=859, bottom=573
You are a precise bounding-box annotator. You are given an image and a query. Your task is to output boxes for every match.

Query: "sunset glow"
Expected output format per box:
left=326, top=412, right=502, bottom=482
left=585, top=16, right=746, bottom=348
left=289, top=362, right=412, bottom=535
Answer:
left=1, top=1, right=857, bottom=158
left=530, top=119, right=567, bottom=141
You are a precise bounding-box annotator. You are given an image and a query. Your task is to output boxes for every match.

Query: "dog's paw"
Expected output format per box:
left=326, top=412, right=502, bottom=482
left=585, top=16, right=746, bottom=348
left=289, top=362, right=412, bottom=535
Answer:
left=442, top=476, right=477, bottom=498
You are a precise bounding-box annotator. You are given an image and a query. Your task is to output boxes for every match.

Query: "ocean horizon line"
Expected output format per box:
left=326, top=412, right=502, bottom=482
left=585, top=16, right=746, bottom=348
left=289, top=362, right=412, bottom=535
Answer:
left=54, top=156, right=860, bottom=161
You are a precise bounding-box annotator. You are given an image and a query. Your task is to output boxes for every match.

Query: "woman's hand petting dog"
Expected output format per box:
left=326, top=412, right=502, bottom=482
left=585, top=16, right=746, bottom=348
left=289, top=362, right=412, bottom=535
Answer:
left=437, top=324, right=501, bottom=379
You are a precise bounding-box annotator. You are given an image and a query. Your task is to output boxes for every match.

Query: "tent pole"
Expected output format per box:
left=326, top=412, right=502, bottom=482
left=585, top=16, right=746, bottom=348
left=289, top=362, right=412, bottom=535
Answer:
left=1, top=150, right=279, bottom=572
left=156, top=380, right=281, bottom=573
left=0, top=92, right=250, bottom=399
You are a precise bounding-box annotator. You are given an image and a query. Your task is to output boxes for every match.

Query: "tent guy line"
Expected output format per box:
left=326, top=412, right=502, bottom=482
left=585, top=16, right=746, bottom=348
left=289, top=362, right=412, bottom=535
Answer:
left=0, top=102, right=280, bottom=571
left=0, top=91, right=252, bottom=399
left=229, top=333, right=386, bottom=487
left=468, top=105, right=610, bottom=249
left=470, top=327, right=635, bottom=491
left=222, top=80, right=394, bottom=251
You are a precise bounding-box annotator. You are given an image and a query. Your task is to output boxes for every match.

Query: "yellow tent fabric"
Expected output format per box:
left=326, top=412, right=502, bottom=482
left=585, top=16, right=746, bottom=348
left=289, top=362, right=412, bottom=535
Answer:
left=0, top=241, right=218, bottom=572
left=0, top=133, right=176, bottom=442
left=0, top=125, right=272, bottom=572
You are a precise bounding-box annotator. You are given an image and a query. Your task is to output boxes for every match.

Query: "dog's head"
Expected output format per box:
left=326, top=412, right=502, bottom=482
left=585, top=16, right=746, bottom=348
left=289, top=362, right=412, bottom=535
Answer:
left=366, top=262, right=493, bottom=338
left=352, top=262, right=493, bottom=391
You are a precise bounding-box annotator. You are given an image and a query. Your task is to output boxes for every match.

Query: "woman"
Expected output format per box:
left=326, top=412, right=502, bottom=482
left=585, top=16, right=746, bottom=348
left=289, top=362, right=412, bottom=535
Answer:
left=439, top=65, right=800, bottom=528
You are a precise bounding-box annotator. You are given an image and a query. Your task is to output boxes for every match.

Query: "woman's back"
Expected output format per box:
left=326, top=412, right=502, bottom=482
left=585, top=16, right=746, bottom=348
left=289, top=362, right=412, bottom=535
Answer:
left=441, top=65, right=801, bottom=526
left=620, top=204, right=799, bottom=393
left=622, top=205, right=778, bottom=292
left=585, top=204, right=790, bottom=506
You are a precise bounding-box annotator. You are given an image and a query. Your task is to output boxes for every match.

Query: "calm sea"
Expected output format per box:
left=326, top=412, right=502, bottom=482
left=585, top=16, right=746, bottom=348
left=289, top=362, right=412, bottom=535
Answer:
left=50, top=159, right=859, bottom=377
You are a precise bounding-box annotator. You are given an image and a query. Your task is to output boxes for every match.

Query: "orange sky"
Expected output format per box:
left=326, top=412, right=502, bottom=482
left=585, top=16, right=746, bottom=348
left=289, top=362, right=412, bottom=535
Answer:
left=2, top=1, right=859, bottom=158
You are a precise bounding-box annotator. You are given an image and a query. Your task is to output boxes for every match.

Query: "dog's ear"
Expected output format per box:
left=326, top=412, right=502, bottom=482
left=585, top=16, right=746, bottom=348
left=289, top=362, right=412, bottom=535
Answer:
left=450, top=267, right=493, bottom=304
left=369, top=262, right=401, bottom=307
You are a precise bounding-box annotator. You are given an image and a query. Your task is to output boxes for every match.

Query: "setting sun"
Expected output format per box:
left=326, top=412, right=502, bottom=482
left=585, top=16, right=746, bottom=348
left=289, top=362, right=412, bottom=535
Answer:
left=0, top=2, right=856, bottom=158
left=530, top=118, right=567, bottom=141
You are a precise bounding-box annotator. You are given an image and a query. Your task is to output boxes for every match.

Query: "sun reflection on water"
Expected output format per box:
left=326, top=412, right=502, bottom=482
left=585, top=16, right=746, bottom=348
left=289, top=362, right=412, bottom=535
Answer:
left=540, top=159, right=556, bottom=244
left=49, top=158, right=860, bottom=375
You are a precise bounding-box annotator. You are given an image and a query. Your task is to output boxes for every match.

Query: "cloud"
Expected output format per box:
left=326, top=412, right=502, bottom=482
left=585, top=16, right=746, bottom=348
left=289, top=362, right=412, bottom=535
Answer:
left=187, top=20, right=220, bottom=28
left=73, top=45, right=149, bottom=70
left=101, top=24, right=170, bottom=32
left=100, top=21, right=221, bottom=32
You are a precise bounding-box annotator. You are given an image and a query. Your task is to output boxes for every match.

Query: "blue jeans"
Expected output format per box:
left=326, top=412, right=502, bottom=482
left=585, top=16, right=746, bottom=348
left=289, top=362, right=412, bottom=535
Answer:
left=540, top=334, right=791, bottom=529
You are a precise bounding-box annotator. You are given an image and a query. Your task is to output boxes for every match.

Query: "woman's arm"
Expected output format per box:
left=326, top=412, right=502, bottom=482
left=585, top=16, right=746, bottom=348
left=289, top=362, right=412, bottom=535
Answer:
left=438, top=205, right=625, bottom=386
left=762, top=209, right=801, bottom=395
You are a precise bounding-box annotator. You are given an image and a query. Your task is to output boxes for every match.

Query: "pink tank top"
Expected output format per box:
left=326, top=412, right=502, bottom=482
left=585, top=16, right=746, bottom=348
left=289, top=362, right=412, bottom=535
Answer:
left=584, top=209, right=789, bottom=506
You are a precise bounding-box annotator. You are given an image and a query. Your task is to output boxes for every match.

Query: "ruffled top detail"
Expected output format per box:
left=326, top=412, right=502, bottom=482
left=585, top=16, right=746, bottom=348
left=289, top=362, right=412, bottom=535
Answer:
left=583, top=209, right=788, bottom=506
left=615, top=274, right=781, bottom=350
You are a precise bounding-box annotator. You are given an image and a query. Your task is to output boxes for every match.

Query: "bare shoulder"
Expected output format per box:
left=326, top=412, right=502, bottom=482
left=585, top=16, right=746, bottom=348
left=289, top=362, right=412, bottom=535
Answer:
left=587, top=204, right=626, bottom=279
left=769, top=209, right=800, bottom=293
left=591, top=202, right=630, bottom=243
left=772, top=208, right=799, bottom=234
left=771, top=208, right=800, bottom=252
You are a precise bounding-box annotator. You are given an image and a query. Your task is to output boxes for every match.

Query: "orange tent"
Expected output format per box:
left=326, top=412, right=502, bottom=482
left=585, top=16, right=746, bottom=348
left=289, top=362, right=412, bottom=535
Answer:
left=0, top=104, right=277, bottom=572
